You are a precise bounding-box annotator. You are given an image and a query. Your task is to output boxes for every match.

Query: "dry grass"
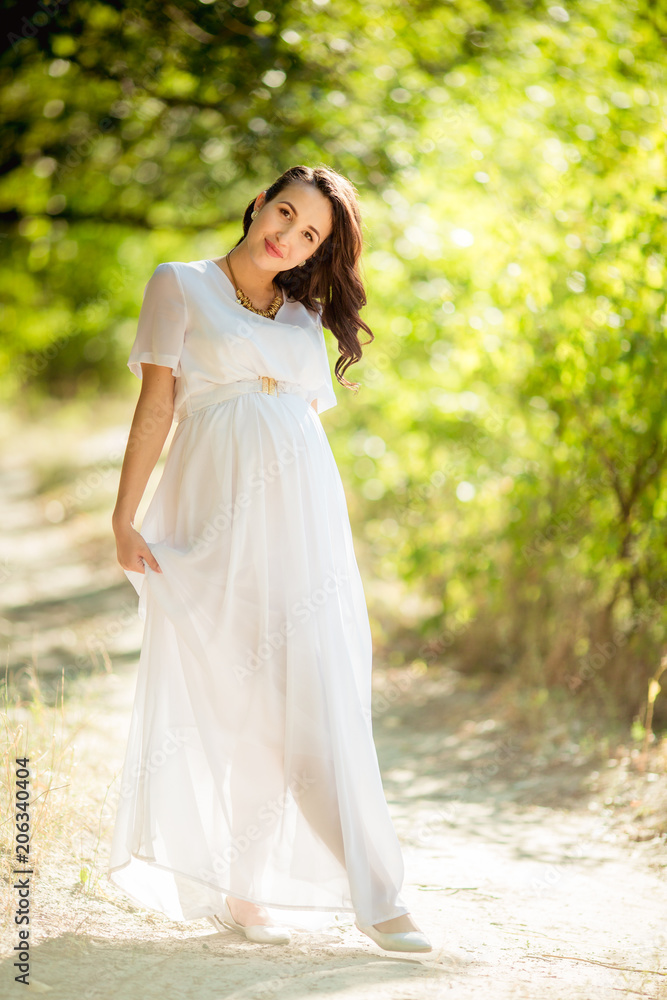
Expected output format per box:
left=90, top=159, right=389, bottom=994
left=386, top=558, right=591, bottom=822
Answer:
left=0, top=660, right=116, bottom=943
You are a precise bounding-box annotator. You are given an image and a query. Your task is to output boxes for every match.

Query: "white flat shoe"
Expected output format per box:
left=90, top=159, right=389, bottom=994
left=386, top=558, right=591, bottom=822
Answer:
left=355, top=919, right=433, bottom=953
left=208, top=897, right=292, bottom=945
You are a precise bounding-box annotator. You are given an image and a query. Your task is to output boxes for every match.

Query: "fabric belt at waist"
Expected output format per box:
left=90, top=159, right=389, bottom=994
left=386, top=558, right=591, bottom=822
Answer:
left=175, top=376, right=309, bottom=423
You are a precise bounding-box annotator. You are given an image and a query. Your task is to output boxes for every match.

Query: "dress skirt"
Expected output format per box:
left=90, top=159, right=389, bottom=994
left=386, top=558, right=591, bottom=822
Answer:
left=107, top=380, right=410, bottom=929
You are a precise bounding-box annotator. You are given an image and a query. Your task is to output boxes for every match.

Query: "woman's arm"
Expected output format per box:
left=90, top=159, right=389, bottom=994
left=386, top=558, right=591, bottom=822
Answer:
left=112, top=363, right=176, bottom=574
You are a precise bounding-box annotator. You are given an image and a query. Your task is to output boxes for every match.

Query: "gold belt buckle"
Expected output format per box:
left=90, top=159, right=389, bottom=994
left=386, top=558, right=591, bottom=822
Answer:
left=261, top=376, right=278, bottom=396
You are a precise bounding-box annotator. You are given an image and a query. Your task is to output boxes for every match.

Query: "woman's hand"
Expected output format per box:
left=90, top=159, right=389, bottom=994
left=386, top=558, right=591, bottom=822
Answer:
left=114, top=522, right=162, bottom=574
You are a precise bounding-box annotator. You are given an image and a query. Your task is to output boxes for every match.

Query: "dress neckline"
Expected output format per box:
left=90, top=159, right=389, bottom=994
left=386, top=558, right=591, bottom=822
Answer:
left=206, top=258, right=287, bottom=320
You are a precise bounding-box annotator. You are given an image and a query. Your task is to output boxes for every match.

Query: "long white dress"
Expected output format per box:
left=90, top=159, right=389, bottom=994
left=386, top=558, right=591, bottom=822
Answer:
left=107, top=258, right=409, bottom=930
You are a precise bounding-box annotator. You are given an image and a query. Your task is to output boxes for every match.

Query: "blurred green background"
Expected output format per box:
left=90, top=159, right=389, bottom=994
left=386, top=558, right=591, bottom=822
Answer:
left=1, top=0, right=666, bottom=729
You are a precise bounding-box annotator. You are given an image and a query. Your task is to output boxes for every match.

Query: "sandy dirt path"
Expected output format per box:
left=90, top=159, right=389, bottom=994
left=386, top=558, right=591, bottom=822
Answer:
left=1, top=398, right=666, bottom=999
left=1, top=663, right=666, bottom=1000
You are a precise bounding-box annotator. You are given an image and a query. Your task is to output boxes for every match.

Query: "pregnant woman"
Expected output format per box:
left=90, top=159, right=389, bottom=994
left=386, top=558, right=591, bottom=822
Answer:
left=108, top=163, right=432, bottom=954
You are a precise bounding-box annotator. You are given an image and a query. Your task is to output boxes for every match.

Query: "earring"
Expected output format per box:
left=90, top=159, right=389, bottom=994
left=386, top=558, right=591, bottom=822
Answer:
left=251, top=210, right=258, bottom=219
left=299, top=260, right=306, bottom=267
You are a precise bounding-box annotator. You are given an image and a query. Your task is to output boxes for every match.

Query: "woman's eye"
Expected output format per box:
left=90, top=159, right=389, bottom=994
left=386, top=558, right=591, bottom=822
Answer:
left=280, top=207, right=312, bottom=240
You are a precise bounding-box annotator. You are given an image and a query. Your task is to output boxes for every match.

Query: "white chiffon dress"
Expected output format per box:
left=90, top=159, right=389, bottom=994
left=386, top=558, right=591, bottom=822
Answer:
left=107, top=258, right=410, bottom=931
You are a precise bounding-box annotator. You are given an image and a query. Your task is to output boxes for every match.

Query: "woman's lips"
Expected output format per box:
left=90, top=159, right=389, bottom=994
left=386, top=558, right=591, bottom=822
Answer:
left=265, top=238, right=283, bottom=258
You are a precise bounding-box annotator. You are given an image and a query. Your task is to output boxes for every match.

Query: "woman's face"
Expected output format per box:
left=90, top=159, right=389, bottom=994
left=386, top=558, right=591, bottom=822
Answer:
left=248, top=182, right=333, bottom=274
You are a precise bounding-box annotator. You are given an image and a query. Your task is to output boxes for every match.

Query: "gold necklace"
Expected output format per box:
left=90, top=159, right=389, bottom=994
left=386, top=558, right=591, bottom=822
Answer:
left=225, top=249, right=283, bottom=319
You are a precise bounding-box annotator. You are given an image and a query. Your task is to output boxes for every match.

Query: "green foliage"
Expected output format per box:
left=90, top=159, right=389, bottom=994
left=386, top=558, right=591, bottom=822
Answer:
left=1, top=0, right=666, bottom=720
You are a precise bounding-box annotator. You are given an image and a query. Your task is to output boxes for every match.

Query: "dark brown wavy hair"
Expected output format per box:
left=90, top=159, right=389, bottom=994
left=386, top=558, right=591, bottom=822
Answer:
left=230, top=164, right=373, bottom=393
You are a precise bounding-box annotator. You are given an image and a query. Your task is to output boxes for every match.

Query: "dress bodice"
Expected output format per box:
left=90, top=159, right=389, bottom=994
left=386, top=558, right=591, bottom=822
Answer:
left=127, top=258, right=338, bottom=415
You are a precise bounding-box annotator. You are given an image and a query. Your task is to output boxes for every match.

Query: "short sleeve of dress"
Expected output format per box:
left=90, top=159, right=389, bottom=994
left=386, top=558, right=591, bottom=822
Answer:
left=307, top=309, right=338, bottom=414
left=128, top=262, right=187, bottom=379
